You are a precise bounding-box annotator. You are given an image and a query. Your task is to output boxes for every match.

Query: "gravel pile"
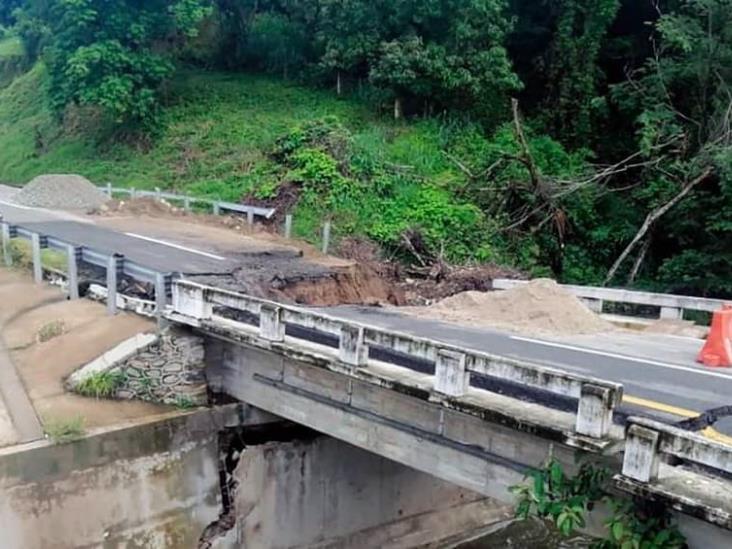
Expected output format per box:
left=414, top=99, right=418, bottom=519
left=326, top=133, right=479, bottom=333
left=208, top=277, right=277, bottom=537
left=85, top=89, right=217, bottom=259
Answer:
left=14, top=174, right=108, bottom=210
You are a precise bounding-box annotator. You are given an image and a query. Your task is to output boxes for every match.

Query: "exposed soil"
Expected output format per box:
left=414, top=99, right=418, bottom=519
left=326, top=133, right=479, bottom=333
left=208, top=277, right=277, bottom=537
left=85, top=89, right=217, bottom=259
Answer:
left=336, top=236, right=524, bottom=306
left=0, top=269, right=171, bottom=434
left=401, top=278, right=613, bottom=336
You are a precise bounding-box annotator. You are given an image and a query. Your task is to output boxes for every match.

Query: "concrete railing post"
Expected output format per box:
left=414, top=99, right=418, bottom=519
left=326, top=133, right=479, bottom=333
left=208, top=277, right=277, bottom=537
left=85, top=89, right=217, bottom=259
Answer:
left=583, top=298, right=603, bottom=314
left=106, top=182, right=112, bottom=197
left=576, top=383, right=614, bottom=438
left=66, top=245, right=80, bottom=300
left=172, top=283, right=212, bottom=321
left=106, top=254, right=121, bottom=315
left=339, top=325, right=368, bottom=367
left=247, top=209, right=255, bottom=227
left=213, top=202, right=221, bottom=216
left=183, top=195, right=191, bottom=212
left=322, top=221, right=331, bottom=254
left=259, top=304, right=285, bottom=342
left=130, top=187, right=136, bottom=199
left=622, top=424, right=661, bottom=482
left=434, top=349, right=469, bottom=397
left=155, top=187, right=162, bottom=201
left=660, top=307, right=683, bottom=320
left=31, top=233, right=43, bottom=284
left=1, top=222, right=12, bottom=267
left=284, top=214, right=293, bottom=239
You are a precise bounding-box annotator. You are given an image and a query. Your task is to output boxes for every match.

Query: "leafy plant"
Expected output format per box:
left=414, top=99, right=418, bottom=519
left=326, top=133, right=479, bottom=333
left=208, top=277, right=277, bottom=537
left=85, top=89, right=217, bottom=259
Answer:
left=174, top=395, right=196, bottom=410
left=36, top=320, right=65, bottom=343
left=511, top=458, right=686, bottom=547
left=44, top=415, right=85, bottom=444
left=75, top=370, right=127, bottom=399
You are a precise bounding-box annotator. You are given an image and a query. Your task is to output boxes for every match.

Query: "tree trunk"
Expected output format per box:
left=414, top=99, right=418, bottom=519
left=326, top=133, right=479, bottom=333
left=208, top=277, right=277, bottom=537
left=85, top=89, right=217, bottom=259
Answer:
left=394, top=97, right=403, bottom=120
left=336, top=71, right=342, bottom=96
left=604, top=168, right=712, bottom=285
left=627, top=237, right=651, bottom=285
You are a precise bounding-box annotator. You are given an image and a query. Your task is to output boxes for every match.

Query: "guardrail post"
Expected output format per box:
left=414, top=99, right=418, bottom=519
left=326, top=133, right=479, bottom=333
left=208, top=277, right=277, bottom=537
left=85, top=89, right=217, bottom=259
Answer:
left=622, top=424, right=661, bottom=482
left=259, top=304, right=285, bottom=342
left=66, top=245, right=80, bottom=300
left=1, top=222, right=12, bottom=267
left=106, top=182, right=112, bottom=197
left=106, top=254, right=121, bottom=315
left=213, top=202, right=221, bottom=216
left=155, top=272, right=168, bottom=317
left=339, top=325, right=368, bottom=367
left=284, top=214, right=293, bottom=239
left=247, top=209, right=255, bottom=227
left=434, top=349, right=469, bottom=397
left=576, top=383, right=614, bottom=438
left=322, top=221, right=331, bottom=254
left=130, top=187, right=136, bottom=199
left=155, top=187, right=162, bottom=201
left=184, top=195, right=191, bottom=212
left=31, top=233, right=43, bottom=284
left=660, top=307, right=683, bottom=320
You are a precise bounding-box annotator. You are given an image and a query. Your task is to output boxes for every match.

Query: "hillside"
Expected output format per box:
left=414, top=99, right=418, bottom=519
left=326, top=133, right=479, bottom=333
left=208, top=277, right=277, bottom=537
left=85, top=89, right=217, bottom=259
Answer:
left=0, top=64, right=503, bottom=266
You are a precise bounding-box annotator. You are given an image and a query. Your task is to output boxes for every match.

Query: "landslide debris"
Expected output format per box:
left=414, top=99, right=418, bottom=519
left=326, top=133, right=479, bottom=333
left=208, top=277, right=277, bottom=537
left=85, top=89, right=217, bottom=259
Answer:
left=402, top=278, right=612, bottom=336
left=14, top=174, right=108, bottom=211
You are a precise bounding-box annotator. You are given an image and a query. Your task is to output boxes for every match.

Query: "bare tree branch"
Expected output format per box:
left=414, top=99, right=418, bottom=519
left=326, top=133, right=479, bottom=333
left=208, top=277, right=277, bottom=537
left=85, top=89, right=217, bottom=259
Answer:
left=604, top=167, right=713, bottom=285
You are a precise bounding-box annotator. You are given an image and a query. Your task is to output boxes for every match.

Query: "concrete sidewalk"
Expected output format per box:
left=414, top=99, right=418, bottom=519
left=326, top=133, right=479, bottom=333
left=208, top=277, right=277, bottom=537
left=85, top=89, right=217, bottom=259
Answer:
left=0, top=335, right=43, bottom=443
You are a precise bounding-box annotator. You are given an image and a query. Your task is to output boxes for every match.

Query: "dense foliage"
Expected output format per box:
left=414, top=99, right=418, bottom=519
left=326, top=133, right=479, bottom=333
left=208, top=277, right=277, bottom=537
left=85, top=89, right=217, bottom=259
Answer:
left=2, top=0, right=731, bottom=297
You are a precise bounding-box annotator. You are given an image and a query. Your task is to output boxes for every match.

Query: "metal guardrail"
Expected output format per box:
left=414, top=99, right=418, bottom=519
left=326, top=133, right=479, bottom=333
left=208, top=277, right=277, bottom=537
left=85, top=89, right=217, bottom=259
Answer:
left=493, top=278, right=728, bottom=320
left=102, top=185, right=276, bottom=221
left=169, top=279, right=624, bottom=441
left=1, top=221, right=170, bottom=315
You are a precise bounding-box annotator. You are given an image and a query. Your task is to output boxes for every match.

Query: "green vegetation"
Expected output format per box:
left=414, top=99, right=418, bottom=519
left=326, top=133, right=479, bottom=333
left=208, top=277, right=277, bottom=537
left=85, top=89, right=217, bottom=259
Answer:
left=36, top=320, right=65, bottom=343
left=75, top=371, right=127, bottom=399
left=511, top=458, right=686, bottom=547
left=8, top=238, right=67, bottom=272
left=0, top=0, right=729, bottom=298
left=44, top=415, right=85, bottom=444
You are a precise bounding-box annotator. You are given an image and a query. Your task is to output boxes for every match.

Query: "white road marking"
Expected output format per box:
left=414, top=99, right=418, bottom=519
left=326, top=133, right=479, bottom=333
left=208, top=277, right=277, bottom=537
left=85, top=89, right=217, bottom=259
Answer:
left=0, top=198, right=35, bottom=210
left=510, top=335, right=732, bottom=380
left=123, top=232, right=226, bottom=261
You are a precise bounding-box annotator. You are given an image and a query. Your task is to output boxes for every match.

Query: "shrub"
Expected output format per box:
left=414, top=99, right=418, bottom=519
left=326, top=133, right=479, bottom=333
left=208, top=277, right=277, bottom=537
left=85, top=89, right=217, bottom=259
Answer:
left=75, top=371, right=127, bottom=399
left=45, top=416, right=85, bottom=444
left=36, top=320, right=65, bottom=343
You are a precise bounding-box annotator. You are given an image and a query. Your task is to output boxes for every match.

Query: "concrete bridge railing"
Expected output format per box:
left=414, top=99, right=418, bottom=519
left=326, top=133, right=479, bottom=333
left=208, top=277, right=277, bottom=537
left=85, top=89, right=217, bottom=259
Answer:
left=493, top=278, right=728, bottom=320
left=618, top=416, right=732, bottom=530
left=169, top=279, right=623, bottom=442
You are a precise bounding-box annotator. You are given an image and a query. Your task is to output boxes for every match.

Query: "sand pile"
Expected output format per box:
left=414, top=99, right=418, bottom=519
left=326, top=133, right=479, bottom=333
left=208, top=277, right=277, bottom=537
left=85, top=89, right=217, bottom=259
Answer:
left=14, top=174, right=108, bottom=210
left=404, top=278, right=612, bottom=336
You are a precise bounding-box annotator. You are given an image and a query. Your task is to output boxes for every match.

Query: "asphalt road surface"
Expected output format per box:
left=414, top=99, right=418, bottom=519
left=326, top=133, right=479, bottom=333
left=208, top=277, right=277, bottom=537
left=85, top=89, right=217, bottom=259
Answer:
left=2, top=194, right=731, bottom=438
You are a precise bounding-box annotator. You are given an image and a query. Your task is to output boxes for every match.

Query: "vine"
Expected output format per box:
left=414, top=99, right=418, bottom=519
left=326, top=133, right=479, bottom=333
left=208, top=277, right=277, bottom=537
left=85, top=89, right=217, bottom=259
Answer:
left=510, top=458, right=686, bottom=548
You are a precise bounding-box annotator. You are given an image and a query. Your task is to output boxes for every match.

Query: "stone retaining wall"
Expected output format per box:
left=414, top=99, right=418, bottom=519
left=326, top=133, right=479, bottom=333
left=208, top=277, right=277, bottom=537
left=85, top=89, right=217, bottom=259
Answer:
left=112, top=329, right=207, bottom=406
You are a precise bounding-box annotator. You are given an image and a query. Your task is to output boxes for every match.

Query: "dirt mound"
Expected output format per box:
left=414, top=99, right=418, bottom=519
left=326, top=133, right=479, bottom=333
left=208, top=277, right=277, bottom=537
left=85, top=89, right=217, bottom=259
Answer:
left=15, top=174, right=108, bottom=210
left=644, top=319, right=709, bottom=339
left=403, top=278, right=612, bottom=336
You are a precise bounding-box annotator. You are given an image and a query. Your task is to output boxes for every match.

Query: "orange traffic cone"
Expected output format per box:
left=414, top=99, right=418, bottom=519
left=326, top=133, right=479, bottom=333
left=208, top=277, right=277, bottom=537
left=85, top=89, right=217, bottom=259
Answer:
left=698, top=305, right=732, bottom=367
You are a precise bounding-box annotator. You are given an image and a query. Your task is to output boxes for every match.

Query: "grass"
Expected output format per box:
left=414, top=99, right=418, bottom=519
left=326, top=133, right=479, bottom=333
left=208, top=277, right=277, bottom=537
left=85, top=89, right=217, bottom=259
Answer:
left=44, top=416, right=85, bottom=444
left=0, top=66, right=453, bottom=193
left=75, top=370, right=127, bottom=399
left=36, top=320, right=66, bottom=343
left=0, top=36, right=23, bottom=60
left=8, top=238, right=68, bottom=272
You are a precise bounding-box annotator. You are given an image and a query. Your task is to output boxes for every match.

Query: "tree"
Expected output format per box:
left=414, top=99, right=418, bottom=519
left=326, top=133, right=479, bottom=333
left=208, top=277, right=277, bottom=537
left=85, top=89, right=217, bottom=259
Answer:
left=545, top=0, right=621, bottom=144
left=604, top=0, right=732, bottom=293
left=44, top=0, right=212, bottom=130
